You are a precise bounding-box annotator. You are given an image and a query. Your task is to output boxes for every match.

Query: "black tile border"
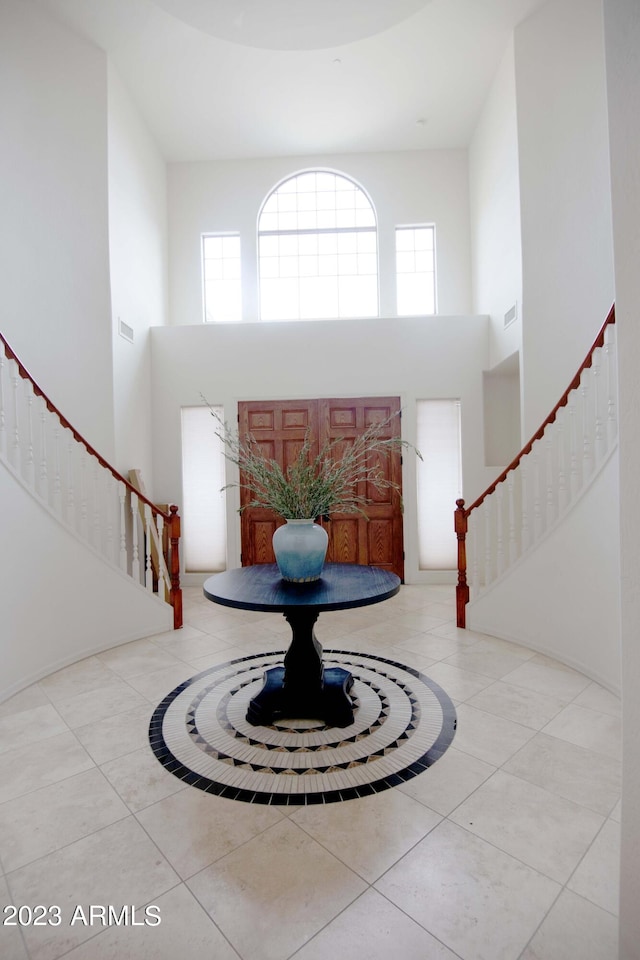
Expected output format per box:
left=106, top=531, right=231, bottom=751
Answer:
left=148, top=649, right=456, bottom=805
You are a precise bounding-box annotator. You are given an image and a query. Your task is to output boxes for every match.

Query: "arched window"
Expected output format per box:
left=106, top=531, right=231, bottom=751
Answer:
left=258, top=170, right=378, bottom=321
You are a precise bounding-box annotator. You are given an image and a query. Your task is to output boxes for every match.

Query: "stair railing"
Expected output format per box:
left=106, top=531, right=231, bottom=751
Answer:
left=0, top=332, right=183, bottom=629
left=455, top=304, right=616, bottom=628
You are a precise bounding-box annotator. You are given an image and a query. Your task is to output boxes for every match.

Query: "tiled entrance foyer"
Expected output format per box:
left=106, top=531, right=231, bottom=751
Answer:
left=0, top=586, right=621, bottom=960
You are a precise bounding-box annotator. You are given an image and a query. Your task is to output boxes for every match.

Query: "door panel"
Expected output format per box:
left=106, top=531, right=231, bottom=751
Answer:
left=326, top=517, right=360, bottom=564
left=368, top=519, right=395, bottom=564
left=238, top=400, right=317, bottom=567
left=238, top=397, right=403, bottom=579
left=319, top=397, right=403, bottom=578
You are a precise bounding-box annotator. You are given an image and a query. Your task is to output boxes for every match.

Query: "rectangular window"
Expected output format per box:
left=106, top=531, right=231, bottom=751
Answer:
left=396, top=225, right=436, bottom=316
left=416, top=399, right=462, bottom=569
left=181, top=406, right=227, bottom=572
left=202, top=234, right=242, bottom=322
left=259, top=229, right=378, bottom=321
left=258, top=171, right=378, bottom=321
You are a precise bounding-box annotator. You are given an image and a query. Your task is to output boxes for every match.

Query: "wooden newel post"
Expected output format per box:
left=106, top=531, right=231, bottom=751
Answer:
left=168, top=505, right=183, bottom=629
left=455, top=498, right=469, bottom=628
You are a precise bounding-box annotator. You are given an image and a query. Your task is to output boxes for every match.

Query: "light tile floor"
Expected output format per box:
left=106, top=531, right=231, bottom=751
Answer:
left=0, top=585, right=621, bottom=960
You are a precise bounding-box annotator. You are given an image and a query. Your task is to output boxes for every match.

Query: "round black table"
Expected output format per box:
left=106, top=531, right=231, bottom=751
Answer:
left=203, top=563, right=401, bottom=727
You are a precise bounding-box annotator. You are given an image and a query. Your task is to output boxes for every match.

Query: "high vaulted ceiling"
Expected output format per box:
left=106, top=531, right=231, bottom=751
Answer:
left=37, top=0, right=547, bottom=162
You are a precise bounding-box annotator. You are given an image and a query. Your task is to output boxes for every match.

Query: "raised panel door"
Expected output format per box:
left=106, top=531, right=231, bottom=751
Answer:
left=238, top=397, right=404, bottom=579
left=319, top=397, right=403, bottom=579
left=238, top=401, right=317, bottom=566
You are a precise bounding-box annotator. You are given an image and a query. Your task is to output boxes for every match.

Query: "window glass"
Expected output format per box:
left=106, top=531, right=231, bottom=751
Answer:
left=396, top=225, right=436, bottom=316
left=258, top=171, right=378, bottom=321
left=202, top=234, right=242, bottom=322
left=181, top=406, right=227, bottom=572
left=416, top=399, right=462, bottom=569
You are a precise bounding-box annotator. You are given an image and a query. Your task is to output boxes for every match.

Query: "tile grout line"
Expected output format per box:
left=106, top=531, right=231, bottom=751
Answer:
left=0, top=587, right=621, bottom=960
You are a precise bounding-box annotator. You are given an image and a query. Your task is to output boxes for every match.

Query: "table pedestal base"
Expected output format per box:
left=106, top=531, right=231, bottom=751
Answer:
left=205, top=566, right=400, bottom=730
left=246, top=666, right=355, bottom=728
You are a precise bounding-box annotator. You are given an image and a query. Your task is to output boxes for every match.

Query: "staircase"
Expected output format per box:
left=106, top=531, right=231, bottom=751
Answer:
left=0, top=332, right=182, bottom=629
left=455, top=305, right=617, bottom=630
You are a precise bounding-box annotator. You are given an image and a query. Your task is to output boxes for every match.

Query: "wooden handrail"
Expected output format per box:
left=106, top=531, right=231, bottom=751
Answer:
left=455, top=498, right=469, bottom=629
left=1, top=329, right=182, bottom=628
left=455, top=303, right=616, bottom=627
left=465, top=304, right=615, bottom=515
left=0, top=331, right=172, bottom=522
left=168, top=505, right=183, bottom=630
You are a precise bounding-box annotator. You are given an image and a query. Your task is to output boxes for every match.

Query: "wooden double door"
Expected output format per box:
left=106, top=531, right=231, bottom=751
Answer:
left=238, top=397, right=404, bottom=580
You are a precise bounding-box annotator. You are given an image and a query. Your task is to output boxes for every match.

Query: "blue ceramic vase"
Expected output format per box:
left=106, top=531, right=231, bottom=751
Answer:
left=272, top=519, right=329, bottom=582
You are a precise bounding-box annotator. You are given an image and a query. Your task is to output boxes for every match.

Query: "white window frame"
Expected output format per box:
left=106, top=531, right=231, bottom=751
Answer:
left=181, top=405, right=227, bottom=573
left=416, top=399, right=462, bottom=570
left=395, top=224, right=437, bottom=317
left=257, top=169, right=379, bottom=321
left=202, top=233, right=242, bottom=323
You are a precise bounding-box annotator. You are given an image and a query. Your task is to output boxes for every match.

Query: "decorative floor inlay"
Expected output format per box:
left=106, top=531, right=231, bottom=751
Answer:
left=149, top=650, right=456, bottom=805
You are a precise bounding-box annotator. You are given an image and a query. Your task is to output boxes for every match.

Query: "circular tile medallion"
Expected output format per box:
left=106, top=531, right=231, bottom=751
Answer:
left=149, top=650, right=456, bottom=805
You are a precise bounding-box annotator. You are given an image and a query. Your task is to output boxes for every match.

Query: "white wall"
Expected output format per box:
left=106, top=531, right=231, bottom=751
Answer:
left=0, top=0, right=115, bottom=457
left=482, top=357, right=521, bottom=467
left=108, top=66, right=168, bottom=493
left=0, top=461, right=172, bottom=703
left=168, top=150, right=472, bottom=326
left=468, top=448, right=621, bottom=693
left=469, top=36, right=523, bottom=374
left=150, top=315, right=493, bottom=582
left=515, top=0, right=615, bottom=436
left=603, top=1, right=640, bottom=955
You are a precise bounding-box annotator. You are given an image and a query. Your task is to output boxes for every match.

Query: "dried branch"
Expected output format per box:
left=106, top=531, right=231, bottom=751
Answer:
left=202, top=399, right=420, bottom=520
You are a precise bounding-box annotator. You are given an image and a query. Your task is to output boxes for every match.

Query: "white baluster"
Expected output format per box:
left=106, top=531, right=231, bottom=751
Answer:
left=556, top=406, right=568, bottom=514
left=507, top=472, right=517, bottom=564
left=545, top=426, right=555, bottom=528
left=79, top=449, right=89, bottom=540
left=66, top=431, right=76, bottom=526
left=92, top=458, right=101, bottom=547
left=39, top=395, right=48, bottom=502
left=106, top=476, right=115, bottom=564
left=144, top=503, right=153, bottom=590
left=605, top=323, right=617, bottom=444
left=10, top=361, right=20, bottom=470
left=52, top=421, right=62, bottom=515
left=130, top=492, right=140, bottom=583
left=156, top=513, right=166, bottom=600
left=592, top=347, right=606, bottom=461
left=568, top=394, right=579, bottom=497
left=581, top=367, right=594, bottom=480
left=469, top=510, right=480, bottom=597
left=118, top=483, right=127, bottom=572
left=532, top=449, right=543, bottom=541
left=496, top=484, right=505, bottom=577
left=25, top=380, right=35, bottom=488
left=520, top=454, right=530, bottom=552
left=483, top=499, right=492, bottom=587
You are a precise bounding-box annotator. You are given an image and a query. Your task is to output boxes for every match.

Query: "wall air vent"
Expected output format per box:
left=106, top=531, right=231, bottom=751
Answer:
left=504, top=303, right=517, bottom=329
left=118, top=318, right=134, bottom=343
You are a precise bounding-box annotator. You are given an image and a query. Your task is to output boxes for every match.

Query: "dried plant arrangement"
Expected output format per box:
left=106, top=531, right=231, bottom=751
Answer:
left=204, top=402, right=421, bottom=520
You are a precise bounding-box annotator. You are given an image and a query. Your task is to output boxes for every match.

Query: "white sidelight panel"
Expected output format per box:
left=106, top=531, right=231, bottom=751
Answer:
left=181, top=405, right=227, bottom=572
left=416, top=398, right=462, bottom=569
